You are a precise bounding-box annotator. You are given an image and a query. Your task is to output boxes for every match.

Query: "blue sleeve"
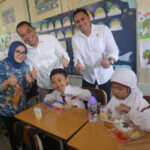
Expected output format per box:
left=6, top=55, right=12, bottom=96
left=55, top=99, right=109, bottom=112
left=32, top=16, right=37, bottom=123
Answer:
left=0, top=64, right=6, bottom=92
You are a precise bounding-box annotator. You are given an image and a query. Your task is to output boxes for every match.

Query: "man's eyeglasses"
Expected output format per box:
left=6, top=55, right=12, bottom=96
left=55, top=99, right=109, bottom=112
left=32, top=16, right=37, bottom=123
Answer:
left=15, top=50, right=27, bottom=56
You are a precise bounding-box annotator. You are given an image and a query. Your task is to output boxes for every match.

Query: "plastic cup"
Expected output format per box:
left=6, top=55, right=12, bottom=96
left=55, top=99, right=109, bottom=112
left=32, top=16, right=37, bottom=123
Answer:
left=34, top=108, right=42, bottom=120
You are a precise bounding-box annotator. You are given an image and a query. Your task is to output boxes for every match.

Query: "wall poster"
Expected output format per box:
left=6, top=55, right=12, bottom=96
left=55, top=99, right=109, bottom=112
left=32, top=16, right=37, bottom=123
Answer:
left=2, top=7, right=16, bottom=27
left=138, top=11, right=150, bottom=39
left=34, top=0, right=59, bottom=15
left=140, top=42, right=150, bottom=68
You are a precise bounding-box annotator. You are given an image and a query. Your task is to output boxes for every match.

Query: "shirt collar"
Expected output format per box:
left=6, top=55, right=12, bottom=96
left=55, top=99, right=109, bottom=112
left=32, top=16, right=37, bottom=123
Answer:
left=78, top=24, right=95, bottom=37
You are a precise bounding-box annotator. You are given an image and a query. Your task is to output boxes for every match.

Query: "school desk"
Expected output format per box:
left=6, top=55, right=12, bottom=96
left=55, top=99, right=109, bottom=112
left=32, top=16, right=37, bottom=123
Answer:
left=67, top=120, right=150, bottom=150
left=15, top=103, right=88, bottom=150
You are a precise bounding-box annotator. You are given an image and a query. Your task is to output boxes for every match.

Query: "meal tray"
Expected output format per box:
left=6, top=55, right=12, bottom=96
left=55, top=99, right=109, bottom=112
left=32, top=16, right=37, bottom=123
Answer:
left=102, top=119, right=145, bottom=143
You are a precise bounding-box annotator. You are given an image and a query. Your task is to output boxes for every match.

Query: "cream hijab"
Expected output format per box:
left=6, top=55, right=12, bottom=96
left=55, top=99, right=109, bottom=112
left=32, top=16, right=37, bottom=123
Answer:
left=111, top=68, right=144, bottom=112
left=111, top=68, right=143, bottom=96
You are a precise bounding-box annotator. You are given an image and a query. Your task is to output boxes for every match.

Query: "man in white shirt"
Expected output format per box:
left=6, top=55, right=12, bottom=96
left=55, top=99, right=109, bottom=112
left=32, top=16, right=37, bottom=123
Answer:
left=72, top=8, right=119, bottom=102
left=16, top=21, right=70, bottom=100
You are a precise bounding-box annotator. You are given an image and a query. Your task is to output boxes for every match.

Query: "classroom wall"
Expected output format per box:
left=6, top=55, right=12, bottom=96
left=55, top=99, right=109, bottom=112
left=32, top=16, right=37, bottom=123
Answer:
left=137, top=0, right=150, bottom=95
left=61, top=0, right=102, bottom=13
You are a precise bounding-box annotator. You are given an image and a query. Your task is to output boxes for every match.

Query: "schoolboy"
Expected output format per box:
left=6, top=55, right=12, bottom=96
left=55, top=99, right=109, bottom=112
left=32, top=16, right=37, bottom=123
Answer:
left=44, top=68, right=91, bottom=109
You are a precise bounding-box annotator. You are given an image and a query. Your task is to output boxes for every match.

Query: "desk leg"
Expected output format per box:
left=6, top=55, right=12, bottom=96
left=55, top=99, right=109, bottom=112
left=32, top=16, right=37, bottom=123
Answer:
left=58, top=139, right=64, bottom=150
left=45, top=133, right=64, bottom=150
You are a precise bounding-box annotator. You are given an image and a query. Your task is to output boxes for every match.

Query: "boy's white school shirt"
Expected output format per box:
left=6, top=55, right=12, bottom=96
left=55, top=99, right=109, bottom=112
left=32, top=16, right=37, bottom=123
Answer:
left=107, top=92, right=150, bottom=132
left=44, top=84, right=91, bottom=109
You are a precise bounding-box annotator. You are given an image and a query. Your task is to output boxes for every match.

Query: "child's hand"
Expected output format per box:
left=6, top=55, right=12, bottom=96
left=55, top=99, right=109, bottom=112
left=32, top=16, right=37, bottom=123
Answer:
left=100, top=105, right=106, bottom=108
left=116, top=104, right=131, bottom=113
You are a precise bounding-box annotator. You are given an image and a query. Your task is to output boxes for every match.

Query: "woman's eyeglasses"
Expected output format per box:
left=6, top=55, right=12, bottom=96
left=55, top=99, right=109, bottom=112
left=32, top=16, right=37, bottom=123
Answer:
left=15, top=50, right=27, bottom=56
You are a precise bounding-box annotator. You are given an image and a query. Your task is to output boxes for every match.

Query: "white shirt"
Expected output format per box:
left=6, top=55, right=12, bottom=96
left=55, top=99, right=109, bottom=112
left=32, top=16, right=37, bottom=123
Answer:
left=72, top=24, right=119, bottom=84
left=25, top=34, right=70, bottom=89
left=44, top=84, right=91, bottom=109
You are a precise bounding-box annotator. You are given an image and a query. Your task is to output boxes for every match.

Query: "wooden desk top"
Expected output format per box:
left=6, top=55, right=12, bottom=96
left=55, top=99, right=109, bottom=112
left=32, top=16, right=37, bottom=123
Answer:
left=68, top=121, right=150, bottom=150
left=15, top=103, right=88, bottom=140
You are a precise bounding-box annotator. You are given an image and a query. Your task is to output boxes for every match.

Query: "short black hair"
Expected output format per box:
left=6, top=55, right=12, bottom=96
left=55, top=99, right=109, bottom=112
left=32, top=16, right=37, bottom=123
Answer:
left=73, top=8, right=89, bottom=20
left=16, top=21, right=33, bottom=33
left=50, top=68, right=68, bottom=79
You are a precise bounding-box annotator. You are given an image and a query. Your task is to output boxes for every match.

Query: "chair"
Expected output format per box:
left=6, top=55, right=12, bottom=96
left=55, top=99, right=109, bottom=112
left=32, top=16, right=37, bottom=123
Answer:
left=13, top=122, right=43, bottom=150
left=143, top=95, right=150, bottom=104
left=84, top=87, right=107, bottom=105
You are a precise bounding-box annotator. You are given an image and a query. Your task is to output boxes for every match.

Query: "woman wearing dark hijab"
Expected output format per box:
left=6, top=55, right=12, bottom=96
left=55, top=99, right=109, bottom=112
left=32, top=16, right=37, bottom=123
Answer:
left=0, top=41, right=37, bottom=150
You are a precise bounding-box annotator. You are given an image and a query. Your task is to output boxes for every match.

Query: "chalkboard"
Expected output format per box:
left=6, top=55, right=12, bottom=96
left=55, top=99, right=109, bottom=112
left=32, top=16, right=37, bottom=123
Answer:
left=32, top=0, right=136, bottom=76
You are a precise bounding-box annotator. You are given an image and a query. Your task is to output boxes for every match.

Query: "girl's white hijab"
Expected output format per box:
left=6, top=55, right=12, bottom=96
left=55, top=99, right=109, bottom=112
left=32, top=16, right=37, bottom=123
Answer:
left=111, top=68, right=143, bottom=108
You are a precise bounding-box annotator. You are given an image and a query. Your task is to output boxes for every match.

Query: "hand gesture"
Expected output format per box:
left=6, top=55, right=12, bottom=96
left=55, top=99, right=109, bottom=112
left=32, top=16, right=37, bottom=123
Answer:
left=31, top=66, right=38, bottom=80
left=76, top=59, right=83, bottom=74
left=101, top=53, right=111, bottom=68
left=25, top=71, right=32, bottom=84
left=116, top=104, right=131, bottom=113
left=8, top=72, right=18, bottom=86
left=62, top=55, right=69, bottom=68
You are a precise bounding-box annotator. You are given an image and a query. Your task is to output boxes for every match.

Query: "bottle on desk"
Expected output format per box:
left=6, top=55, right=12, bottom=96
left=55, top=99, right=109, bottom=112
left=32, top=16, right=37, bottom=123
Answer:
left=88, top=96, right=98, bottom=123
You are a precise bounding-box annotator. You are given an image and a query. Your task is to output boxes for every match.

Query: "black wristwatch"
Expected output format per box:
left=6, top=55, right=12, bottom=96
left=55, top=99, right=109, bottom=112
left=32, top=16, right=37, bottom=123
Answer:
left=108, top=58, right=115, bottom=65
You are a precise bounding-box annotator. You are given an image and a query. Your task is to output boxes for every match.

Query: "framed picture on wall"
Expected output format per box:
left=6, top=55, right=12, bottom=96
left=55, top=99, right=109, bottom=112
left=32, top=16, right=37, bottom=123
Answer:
left=72, top=0, right=101, bottom=9
left=2, top=7, right=16, bottom=27
left=28, top=0, right=62, bottom=23
left=0, top=0, right=29, bottom=34
left=34, top=0, right=59, bottom=15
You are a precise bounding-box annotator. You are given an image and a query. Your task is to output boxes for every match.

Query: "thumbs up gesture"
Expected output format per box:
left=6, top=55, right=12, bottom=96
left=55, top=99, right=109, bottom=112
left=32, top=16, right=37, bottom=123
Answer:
left=101, top=53, right=111, bottom=68
left=8, top=72, right=18, bottom=86
left=31, top=66, right=38, bottom=80
left=25, top=71, right=32, bottom=84
left=62, top=55, right=69, bottom=68
left=76, top=59, right=83, bottom=74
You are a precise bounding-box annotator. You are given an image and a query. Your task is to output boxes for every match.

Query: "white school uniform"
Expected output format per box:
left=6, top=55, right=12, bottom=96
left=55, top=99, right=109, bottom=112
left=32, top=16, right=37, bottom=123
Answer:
left=107, top=68, right=150, bottom=132
left=44, top=84, right=91, bottom=109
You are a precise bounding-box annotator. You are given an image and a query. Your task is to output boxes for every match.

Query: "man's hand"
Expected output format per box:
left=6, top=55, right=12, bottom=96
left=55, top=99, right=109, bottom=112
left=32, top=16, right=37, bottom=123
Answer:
left=25, top=72, right=32, bottom=84
left=101, top=53, right=111, bottom=68
left=76, top=59, right=83, bottom=74
left=31, top=66, right=38, bottom=80
left=62, top=55, right=69, bottom=68
left=116, top=104, right=131, bottom=113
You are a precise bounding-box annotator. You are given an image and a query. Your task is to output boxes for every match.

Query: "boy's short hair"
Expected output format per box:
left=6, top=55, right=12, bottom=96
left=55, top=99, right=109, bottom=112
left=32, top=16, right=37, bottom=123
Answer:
left=16, top=21, right=33, bottom=33
left=50, top=68, right=68, bottom=79
left=73, top=8, right=89, bottom=20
